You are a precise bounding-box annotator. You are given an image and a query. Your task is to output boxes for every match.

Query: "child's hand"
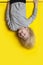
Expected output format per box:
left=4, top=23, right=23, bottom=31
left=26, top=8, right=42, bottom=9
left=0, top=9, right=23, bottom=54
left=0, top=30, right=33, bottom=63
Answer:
left=33, top=0, right=38, bottom=7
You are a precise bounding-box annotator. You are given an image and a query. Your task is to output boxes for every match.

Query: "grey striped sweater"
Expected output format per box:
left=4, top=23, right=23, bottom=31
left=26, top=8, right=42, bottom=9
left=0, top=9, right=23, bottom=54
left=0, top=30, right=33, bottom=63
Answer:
left=6, top=2, right=37, bottom=31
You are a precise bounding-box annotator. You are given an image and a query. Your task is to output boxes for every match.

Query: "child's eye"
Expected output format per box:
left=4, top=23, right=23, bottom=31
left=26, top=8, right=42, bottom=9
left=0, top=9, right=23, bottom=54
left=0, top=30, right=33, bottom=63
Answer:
left=21, top=31, right=23, bottom=34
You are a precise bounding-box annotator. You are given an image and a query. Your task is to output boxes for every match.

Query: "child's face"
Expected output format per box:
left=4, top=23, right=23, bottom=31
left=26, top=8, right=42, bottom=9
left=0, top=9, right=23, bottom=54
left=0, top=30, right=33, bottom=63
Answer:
left=17, top=27, right=30, bottom=40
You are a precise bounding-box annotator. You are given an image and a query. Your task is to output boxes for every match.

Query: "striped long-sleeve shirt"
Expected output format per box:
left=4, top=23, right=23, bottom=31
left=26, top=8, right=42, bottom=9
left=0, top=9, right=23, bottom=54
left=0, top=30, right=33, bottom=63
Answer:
left=6, top=0, right=37, bottom=31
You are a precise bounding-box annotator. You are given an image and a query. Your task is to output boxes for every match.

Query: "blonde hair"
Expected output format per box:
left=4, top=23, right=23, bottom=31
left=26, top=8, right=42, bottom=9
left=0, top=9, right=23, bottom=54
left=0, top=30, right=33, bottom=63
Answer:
left=20, top=27, right=35, bottom=49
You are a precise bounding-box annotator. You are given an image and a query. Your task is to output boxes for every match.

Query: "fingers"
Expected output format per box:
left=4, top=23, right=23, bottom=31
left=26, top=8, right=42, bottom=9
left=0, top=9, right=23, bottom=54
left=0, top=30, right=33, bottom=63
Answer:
left=33, top=0, right=38, bottom=7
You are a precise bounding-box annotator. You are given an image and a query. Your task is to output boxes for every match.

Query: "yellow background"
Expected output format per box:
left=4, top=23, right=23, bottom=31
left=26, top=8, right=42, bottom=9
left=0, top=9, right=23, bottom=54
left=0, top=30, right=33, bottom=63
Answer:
left=0, top=0, right=43, bottom=65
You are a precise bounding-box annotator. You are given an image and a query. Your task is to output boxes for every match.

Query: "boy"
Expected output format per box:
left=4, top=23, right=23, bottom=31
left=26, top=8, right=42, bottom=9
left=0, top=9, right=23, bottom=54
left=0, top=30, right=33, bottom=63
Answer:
left=6, top=0, right=38, bottom=48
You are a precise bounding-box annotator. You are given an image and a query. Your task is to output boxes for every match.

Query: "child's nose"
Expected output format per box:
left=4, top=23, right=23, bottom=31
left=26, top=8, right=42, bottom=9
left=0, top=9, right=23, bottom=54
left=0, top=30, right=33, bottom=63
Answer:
left=21, top=33, right=24, bottom=37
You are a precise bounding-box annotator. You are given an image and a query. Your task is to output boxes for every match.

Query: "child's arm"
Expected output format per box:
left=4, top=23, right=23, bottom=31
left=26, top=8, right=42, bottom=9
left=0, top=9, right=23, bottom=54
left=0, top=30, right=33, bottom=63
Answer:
left=27, top=0, right=38, bottom=25
left=6, top=2, right=11, bottom=26
left=6, top=2, right=15, bottom=31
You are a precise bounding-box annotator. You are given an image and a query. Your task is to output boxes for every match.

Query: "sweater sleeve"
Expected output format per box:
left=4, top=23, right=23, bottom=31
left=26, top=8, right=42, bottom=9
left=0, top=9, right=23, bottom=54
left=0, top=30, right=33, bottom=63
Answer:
left=6, top=2, right=15, bottom=31
left=27, top=3, right=37, bottom=26
left=6, top=2, right=11, bottom=25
